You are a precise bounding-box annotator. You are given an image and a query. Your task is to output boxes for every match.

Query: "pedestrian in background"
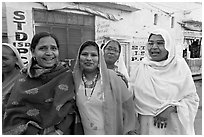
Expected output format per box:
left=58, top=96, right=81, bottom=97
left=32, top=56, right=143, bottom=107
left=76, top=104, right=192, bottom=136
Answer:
left=2, top=43, right=24, bottom=119
left=102, top=39, right=129, bottom=87
left=130, top=28, right=199, bottom=135
left=73, top=40, right=136, bottom=135
left=3, top=32, right=83, bottom=135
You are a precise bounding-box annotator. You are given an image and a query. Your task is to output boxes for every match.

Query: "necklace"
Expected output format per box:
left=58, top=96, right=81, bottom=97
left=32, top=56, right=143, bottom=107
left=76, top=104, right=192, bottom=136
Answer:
left=82, top=73, right=99, bottom=100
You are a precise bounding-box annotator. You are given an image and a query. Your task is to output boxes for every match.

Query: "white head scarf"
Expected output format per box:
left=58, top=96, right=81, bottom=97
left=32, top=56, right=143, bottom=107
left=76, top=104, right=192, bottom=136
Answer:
left=2, top=43, right=24, bottom=69
left=102, top=39, right=130, bottom=80
left=143, top=28, right=176, bottom=68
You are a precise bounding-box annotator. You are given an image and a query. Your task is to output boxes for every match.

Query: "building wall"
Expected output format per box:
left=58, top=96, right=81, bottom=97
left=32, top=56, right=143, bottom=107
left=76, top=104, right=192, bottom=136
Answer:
left=2, top=2, right=201, bottom=72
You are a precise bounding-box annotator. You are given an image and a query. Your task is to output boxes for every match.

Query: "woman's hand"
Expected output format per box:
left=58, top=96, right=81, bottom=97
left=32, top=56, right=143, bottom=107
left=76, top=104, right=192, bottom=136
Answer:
left=153, top=106, right=176, bottom=128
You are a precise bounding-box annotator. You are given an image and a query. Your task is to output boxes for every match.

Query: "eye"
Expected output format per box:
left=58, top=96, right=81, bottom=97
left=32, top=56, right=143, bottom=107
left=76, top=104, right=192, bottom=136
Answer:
left=2, top=56, right=8, bottom=60
left=148, top=42, right=154, bottom=45
left=91, top=53, right=98, bottom=57
left=157, top=41, right=165, bottom=45
left=38, top=46, right=47, bottom=51
left=51, top=46, right=58, bottom=51
left=81, top=52, right=88, bottom=56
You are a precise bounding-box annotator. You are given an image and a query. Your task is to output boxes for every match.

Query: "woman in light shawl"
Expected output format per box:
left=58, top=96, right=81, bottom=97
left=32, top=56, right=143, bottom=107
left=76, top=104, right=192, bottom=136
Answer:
left=102, top=39, right=129, bottom=87
left=2, top=43, right=24, bottom=118
left=3, top=32, right=83, bottom=135
left=130, top=28, right=199, bottom=135
left=73, top=40, right=136, bottom=135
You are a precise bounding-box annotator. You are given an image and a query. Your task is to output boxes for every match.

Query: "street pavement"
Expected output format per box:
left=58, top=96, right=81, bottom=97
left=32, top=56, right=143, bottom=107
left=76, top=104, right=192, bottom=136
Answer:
left=194, top=106, right=202, bottom=135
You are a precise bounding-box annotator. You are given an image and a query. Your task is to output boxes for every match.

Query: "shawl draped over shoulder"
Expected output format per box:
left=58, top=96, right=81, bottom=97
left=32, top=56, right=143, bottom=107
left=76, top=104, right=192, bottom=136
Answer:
left=73, top=42, right=135, bottom=134
left=3, top=60, right=78, bottom=135
left=130, top=28, right=199, bottom=134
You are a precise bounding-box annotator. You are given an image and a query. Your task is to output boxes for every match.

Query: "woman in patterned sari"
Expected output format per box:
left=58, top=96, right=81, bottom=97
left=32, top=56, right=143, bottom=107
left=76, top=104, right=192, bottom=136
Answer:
left=3, top=32, right=83, bottom=135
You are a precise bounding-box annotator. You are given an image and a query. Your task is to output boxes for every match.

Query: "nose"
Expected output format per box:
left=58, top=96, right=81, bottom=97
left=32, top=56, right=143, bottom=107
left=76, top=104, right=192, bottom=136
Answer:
left=86, top=54, right=92, bottom=60
left=45, top=48, right=53, bottom=55
left=151, top=43, right=159, bottom=48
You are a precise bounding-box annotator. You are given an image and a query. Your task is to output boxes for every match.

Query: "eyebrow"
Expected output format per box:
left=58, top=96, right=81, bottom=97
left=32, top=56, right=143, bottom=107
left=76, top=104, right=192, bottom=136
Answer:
left=148, top=40, right=164, bottom=42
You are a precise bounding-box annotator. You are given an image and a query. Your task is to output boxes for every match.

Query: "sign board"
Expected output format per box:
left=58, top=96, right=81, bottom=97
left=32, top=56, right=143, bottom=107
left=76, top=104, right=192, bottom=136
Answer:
left=6, top=5, right=33, bottom=65
left=130, top=37, right=147, bottom=63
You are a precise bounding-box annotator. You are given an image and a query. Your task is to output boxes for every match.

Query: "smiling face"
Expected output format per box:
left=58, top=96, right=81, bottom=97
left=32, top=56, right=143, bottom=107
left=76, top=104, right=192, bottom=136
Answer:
left=32, top=36, right=59, bottom=68
left=79, top=45, right=99, bottom=73
left=104, top=41, right=120, bottom=65
left=2, top=46, right=17, bottom=73
left=147, top=34, right=168, bottom=62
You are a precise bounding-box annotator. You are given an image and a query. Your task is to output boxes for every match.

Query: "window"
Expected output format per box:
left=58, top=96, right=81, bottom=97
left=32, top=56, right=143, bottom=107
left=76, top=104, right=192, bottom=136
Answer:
left=154, top=14, right=158, bottom=25
left=171, top=17, right=174, bottom=28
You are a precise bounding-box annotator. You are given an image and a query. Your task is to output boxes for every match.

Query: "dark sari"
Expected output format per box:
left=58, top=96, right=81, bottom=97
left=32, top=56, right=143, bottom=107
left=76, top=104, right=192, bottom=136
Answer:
left=3, top=61, right=84, bottom=135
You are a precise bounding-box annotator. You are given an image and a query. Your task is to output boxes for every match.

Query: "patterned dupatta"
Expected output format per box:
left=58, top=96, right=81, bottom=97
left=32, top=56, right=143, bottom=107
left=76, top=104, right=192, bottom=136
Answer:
left=3, top=60, right=77, bottom=134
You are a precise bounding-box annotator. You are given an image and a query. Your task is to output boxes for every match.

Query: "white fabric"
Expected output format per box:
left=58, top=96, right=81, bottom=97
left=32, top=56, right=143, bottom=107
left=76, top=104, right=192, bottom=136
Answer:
left=73, top=41, right=135, bottom=134
left=117, top=47, right=130, bottom=80
left=130, top=28, right=199, bottom=134
left=2, top=43, right=24, bottom=69
left=102, top=39, right=130, bottom=80
left=76, top=79, right=105, bottom=135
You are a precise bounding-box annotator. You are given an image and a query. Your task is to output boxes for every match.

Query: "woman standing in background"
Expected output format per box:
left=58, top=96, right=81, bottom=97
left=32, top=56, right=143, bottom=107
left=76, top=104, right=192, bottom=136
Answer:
left=2, top=43, right=24, bottom=118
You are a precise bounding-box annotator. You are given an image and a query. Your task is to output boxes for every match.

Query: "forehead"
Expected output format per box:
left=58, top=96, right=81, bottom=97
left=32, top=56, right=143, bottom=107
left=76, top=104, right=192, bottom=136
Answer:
left=37, top=36, right=57, bottom=46
left=149, top=34, right=164, bottom=41
left=106, top=41, right=119, bottom=49
left=82, top=45, right=98, bottom=52
left=2, top=46, right=15, bottom=55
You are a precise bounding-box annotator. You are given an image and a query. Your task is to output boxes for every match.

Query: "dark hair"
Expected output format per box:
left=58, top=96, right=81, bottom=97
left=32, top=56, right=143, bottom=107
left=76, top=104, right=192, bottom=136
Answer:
left=103, top=40, right=121, bottom=54
left=30, top=32, right=59, bottom=52
left=148, top=33, right=163, bottom=42
left=78, top=41, right=99, bottom=58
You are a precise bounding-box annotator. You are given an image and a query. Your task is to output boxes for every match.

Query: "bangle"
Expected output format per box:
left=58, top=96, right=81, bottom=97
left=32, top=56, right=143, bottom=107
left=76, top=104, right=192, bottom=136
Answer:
left=55, top=129, right=63, bottom=135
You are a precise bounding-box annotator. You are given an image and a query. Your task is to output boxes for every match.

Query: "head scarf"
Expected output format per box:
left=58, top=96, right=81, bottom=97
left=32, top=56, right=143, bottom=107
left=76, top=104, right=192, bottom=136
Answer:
left=2, top=43, right=24, bottom=69
left=102, top=39, right=130, bottom=80
left=73, top=41, right=133, bottom=134
left=143, top=28, right=176, bottom=68
left=73, top=41, right=110, bottom=96
left=130, top=28, right=199, bottom=134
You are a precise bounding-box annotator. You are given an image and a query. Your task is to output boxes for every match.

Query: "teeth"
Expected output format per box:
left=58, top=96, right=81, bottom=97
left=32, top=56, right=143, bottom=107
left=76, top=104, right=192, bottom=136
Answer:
left=44, top=58, right=54, bottom=61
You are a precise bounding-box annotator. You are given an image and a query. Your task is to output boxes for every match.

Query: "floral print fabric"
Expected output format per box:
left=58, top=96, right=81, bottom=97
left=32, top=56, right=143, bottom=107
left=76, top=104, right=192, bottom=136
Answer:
left=3, top=62, right=77, bottom=135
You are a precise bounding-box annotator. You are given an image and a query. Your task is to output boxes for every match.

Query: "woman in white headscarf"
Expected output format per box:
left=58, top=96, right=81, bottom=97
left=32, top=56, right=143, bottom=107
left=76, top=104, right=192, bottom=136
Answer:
left=130, top=28, right=199, bottom=135
left=73, top=40, right=136, bottom=135
left=102, top=39, right=129, bottom=87
left=2, top=43, right=24, bottom=118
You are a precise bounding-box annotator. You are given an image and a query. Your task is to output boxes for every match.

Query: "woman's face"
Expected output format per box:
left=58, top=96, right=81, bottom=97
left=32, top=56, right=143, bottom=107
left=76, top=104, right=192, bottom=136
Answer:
left=79, top=45, right=99, bottom=73
left=147, top=34, right=168, bottom=62
left=2, top=46, right=17, bottom=73
left=104, top=41, right=120, bottom=65
left=32, top=36, right=59, bottom=68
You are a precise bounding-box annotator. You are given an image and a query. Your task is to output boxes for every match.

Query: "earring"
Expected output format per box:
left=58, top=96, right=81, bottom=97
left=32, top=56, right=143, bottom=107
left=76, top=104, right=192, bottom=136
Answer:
left=33, top=57, right=36, bottom=61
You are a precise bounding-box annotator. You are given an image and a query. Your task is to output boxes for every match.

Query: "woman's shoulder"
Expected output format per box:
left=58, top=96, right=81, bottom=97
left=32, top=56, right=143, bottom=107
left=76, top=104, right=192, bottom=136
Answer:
left=175, top=56, right=189, bottom=67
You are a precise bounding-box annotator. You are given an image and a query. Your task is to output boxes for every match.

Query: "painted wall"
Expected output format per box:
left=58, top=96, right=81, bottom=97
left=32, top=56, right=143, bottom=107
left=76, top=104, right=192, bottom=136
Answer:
left=94, top=3, right=189, bottom=74
left=4, top=2, right=201, bottom=72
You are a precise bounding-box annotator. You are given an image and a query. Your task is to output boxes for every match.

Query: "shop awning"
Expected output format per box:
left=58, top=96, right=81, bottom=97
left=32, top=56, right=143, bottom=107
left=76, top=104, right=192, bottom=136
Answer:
left=178, top=20, right=202, bottom=31
left=39, top=2, right=129, bottom=21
